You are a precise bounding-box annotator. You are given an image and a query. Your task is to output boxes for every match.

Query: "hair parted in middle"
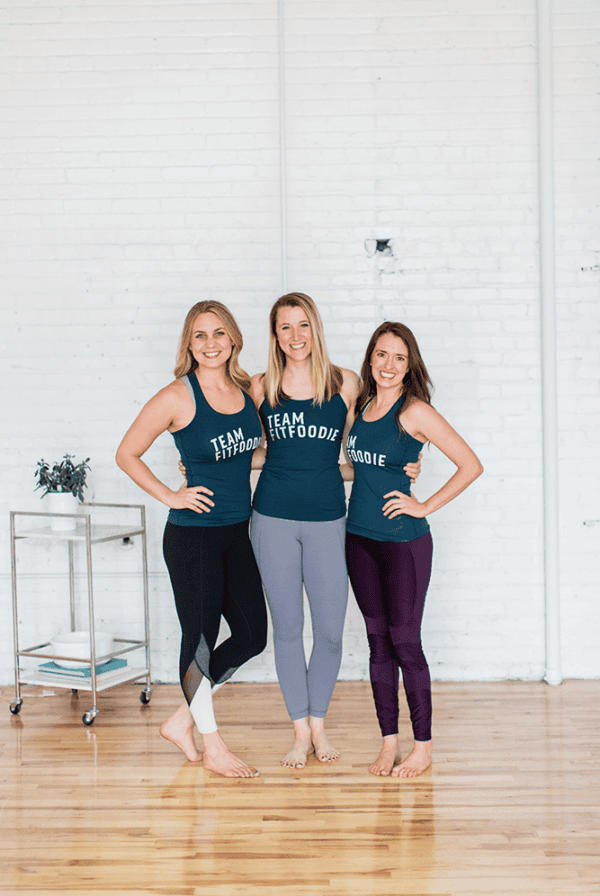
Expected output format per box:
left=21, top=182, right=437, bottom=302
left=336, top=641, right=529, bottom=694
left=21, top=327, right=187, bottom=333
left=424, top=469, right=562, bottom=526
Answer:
left=264, top=292, right=343, bottom=407
left=173, top=300, right=251, bottom=393
left=356, top=321, right=434, bottom=437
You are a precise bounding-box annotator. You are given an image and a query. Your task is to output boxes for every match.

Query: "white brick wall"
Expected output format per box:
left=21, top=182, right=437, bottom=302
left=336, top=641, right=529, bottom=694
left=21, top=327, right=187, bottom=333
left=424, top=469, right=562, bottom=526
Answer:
left=1, top=1, right=598, bottom=691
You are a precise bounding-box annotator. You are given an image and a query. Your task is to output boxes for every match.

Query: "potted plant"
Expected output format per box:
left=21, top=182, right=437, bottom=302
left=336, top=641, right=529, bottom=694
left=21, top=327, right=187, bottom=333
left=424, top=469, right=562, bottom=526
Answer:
left=34, top=455, right=91, bottom=531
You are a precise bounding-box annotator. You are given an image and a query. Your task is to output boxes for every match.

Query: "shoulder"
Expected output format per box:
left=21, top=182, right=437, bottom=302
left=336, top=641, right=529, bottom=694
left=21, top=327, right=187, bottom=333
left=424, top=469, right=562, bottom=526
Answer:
left=250, top=372, right=266, bottom=408
left=149, top=378, right=192, bottom=413
left=400, top=398, right=435, bottom=424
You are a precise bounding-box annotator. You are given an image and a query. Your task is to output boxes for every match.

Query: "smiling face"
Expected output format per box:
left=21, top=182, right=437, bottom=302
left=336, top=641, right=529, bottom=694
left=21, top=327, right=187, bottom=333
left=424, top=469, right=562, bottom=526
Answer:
left=275, top=304, right=313, bottom=362
left=371, top=333, right=410, bottom=393
left=189, top=311, right=234, bottom=370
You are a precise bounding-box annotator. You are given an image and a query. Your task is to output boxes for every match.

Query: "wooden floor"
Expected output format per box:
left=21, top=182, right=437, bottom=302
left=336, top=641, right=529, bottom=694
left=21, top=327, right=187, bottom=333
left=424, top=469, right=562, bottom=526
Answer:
left=1, top=680, right=599, bottom=896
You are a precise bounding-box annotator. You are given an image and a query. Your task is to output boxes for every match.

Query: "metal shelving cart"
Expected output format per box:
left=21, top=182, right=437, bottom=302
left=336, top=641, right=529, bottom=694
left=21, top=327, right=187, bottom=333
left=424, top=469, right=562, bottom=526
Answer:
left=9, top=502, right=152, bottom=725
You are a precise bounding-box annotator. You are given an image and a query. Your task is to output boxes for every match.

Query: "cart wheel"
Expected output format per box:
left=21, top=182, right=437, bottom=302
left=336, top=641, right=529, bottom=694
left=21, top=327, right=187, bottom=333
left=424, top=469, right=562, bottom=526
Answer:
left=140, top=690, right=151, bottom=705
left=82, top=712, right=95, bottom=726
left=10, top=701, right=22, bottom=715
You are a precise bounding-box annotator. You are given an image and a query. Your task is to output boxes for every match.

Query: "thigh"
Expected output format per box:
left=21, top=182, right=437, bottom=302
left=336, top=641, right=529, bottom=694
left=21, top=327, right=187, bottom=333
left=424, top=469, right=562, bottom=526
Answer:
left=162, top=522, right=225, bottom=651
left=250, top=511, right=304, bottom=631
left=380, top=533, right=433, bottom=628
left=221, top=521, right=268, bottom=634
left=300, top=518, right=348, bottom=637
left=345, top=531, right=386, bottom=619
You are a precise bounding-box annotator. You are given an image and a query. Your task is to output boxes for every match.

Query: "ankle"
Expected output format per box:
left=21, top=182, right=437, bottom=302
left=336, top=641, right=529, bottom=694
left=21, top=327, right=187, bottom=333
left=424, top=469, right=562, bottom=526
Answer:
left=292, top=718, right=311, bottom=739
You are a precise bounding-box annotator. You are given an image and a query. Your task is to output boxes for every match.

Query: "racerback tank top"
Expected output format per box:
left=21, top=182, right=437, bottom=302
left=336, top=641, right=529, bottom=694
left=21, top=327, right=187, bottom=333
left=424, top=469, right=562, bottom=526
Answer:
left=346, top=397, right=430, bottom=542
left=253, top=393, right=347, bottom=522
left=168, top=373, right=262, bottom=527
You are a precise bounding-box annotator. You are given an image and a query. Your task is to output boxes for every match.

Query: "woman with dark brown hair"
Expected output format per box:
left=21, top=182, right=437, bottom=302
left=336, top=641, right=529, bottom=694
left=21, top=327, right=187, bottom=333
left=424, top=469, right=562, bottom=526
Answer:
left=344, top=322, right=483, bottom=778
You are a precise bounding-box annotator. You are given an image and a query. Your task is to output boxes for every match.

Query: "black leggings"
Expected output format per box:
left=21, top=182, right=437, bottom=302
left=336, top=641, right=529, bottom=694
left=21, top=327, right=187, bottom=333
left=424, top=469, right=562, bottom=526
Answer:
left=163, top=520, right=267, bottom=705
left=345, top=530, right=433, bottom=741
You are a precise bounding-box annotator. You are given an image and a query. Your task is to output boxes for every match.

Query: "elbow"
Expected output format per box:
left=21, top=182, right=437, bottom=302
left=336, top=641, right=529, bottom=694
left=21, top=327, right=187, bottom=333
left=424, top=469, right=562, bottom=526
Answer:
left=474, top=459, right=484, bottom=480
left=115, top=446, right=128, bottom=472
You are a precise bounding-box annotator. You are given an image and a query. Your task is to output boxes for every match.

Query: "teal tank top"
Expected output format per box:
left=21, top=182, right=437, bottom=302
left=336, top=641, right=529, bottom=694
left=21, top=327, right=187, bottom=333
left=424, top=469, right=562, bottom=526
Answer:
left=346, top=397, right=430, bottom=543
left=168, top=373, right=262, bottom=527
left=253, top=393, right=347, bottom=522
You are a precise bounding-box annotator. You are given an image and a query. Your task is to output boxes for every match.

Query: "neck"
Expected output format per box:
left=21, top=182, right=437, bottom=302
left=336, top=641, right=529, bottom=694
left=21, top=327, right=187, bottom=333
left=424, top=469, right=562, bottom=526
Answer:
left=194, top=365, right=232, bottom=391
left=282, top=356, right=313, bottom=386
left=372, top=385, right=403, bottom=410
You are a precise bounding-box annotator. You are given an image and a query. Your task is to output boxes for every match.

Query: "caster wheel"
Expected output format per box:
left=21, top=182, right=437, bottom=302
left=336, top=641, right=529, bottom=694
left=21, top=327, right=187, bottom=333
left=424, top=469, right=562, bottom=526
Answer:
left=71, top=689, right=78, bottom=695
left=140, top=690, right=151, bottom=705
left=10, top=701, right=22, bottom=715
left=82, top=712, right=95, bottom=726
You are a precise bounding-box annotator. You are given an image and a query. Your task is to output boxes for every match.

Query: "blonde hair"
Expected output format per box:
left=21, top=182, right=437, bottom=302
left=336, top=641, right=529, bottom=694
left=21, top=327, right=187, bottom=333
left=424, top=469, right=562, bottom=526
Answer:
left=264, top=292, right=343, bottom=407
left=174, top=301, right=251, bottom=393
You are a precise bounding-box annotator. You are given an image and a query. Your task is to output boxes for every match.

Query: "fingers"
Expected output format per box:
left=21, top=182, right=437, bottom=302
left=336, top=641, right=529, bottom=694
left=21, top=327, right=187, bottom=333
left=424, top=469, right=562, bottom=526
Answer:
left=185, top=487, right=215, bottom=514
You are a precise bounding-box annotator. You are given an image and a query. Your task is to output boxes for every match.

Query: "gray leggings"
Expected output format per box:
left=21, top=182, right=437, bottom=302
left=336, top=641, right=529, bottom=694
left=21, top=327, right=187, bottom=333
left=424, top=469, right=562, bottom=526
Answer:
left=250, top=510, right=348, bottom=721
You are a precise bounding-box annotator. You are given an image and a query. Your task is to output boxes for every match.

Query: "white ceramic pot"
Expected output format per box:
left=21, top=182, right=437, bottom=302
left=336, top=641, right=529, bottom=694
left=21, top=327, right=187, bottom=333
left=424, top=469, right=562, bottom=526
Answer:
left=49, top=631, right=115, bottom=669
left=46, top=492, right=80, bottom=531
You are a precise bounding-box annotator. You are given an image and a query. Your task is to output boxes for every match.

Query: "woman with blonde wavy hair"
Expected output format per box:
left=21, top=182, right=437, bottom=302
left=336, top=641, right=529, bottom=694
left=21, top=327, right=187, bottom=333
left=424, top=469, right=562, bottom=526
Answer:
left=249, top=293, right=420, bottom=769
left=117, top=301, right=267, bottom=778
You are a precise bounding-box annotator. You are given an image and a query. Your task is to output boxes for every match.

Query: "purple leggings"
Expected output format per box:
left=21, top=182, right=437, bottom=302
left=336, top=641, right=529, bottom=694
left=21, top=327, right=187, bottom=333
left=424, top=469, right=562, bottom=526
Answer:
left=345, top=530, right=433, bottom=741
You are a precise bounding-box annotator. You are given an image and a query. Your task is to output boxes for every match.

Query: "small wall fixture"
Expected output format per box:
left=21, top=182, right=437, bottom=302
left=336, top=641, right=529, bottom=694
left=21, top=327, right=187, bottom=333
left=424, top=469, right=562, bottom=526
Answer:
left=365, top=238, right=393, bottom=258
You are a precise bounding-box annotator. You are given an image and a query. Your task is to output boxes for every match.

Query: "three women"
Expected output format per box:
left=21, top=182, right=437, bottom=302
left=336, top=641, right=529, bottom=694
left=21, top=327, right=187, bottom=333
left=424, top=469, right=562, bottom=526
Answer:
left=117, top=296, right=482, bottom=779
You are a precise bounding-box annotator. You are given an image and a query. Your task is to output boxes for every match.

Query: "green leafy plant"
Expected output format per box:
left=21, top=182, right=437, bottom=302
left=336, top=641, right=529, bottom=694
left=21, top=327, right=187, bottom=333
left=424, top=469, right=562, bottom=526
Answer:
left=34, top=455, right=91, bottom=501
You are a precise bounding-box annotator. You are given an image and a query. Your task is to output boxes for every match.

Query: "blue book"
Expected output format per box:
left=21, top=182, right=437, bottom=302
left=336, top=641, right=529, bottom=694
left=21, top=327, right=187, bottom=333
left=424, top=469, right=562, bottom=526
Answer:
left=38, top=658, right=128, bottom=678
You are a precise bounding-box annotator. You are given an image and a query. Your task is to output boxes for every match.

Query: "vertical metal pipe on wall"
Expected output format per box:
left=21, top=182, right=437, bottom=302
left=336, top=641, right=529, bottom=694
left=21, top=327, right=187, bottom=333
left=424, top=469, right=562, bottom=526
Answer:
left=278, top=0, right=288, bottom=294
left=537, top=0, right=562, bottom=685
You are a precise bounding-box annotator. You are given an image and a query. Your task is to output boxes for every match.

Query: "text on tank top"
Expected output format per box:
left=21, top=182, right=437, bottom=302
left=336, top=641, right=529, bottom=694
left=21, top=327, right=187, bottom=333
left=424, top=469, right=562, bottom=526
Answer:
left=253, top=392, right=347, bottom=522
left=168, top=373, right=262, bottom=527
left=346, top=396, right=430, bottom=543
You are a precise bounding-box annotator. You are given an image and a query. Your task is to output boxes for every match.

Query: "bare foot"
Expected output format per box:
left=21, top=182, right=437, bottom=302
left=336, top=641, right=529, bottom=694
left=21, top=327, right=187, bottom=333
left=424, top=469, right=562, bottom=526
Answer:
left=282, top=718, right=313, bottom=769
left=391, top=740, right=432, bottom=779
left=309, top=717, right=340, bottom=763
left=201, top=731, right=259, bottom=778
left=369, top=735, right=400, bottom=776
left=159, top=702, right=202, bottom=763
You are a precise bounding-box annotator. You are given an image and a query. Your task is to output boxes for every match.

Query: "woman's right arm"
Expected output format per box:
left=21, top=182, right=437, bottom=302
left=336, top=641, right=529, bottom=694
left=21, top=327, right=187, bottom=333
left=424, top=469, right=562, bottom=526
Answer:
left=116, top=384, right=215, bottom=514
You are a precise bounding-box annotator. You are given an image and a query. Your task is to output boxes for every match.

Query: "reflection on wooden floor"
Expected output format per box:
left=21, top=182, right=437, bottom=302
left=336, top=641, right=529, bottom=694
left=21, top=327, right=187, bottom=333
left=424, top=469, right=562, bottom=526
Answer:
left=1, top=680, right=599, bottom=895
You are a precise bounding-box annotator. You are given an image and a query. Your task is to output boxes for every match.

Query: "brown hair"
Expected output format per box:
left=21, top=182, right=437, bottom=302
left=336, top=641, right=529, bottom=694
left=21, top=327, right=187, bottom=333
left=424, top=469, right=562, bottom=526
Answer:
left=264, top=292, right=343, bottom=407
left=173, top=301, right=251, bottom=392
left=356, top=321, right=433, bottom=435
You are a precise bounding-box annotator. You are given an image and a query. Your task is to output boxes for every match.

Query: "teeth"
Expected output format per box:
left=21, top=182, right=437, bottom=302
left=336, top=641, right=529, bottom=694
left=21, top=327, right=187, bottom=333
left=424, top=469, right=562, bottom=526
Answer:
left=291, top=343, right=306, bottom=349
left=381, top=372, right=395, bottom=378
left=204, top=352, right=219, bottom=358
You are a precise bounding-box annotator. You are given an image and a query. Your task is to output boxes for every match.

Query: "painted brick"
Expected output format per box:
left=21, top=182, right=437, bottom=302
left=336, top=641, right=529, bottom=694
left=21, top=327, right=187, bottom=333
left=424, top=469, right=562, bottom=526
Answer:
left=0, top=0, right=598, bottom=690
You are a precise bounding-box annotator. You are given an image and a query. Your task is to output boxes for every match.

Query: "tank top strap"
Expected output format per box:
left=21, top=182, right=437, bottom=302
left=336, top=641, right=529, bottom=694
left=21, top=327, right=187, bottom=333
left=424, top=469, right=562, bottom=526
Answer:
left=186, top=371, right=209, bottom=411
left=183, top=374, right=197, bottom=409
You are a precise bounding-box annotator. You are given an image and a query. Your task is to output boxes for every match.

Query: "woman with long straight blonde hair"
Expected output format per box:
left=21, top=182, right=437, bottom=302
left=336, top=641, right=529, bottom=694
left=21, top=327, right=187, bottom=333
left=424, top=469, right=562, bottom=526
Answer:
left=249, top=293, right=420, bottom=769
left=117, top=301, right=267, bottom=778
